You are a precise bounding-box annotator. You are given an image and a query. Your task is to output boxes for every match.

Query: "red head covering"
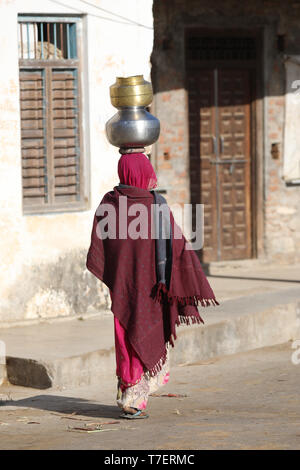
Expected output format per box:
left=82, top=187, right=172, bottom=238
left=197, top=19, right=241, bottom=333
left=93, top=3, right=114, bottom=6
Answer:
left=118, top=153, right=157, bottom=190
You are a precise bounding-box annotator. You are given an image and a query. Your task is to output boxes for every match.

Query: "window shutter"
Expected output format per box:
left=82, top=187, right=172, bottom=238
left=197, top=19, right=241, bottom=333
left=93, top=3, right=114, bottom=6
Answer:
left=52, top=69, right=80, bottom=203
left=20, top=69, right=48, bottom=207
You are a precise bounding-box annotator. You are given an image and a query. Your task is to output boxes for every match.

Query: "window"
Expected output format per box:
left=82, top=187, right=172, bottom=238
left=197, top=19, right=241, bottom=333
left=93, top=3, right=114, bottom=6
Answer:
left=18, top=16, right=86, bottom=213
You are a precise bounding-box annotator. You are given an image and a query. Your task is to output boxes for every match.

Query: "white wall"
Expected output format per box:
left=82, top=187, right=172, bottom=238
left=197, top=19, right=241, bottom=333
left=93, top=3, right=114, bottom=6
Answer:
left=0, top=0, right=154, bottom=322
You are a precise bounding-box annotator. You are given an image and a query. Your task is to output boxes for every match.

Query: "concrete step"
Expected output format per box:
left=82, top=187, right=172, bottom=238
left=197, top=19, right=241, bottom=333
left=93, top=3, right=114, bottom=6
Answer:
left=1, top=315, right=116, bottom=389
left=0, top=287, right=299, bottom=389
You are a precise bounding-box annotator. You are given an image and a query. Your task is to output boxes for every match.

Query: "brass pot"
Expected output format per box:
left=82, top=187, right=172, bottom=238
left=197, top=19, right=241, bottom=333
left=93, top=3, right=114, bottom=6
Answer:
left=109, top=75, right=153, bottom=108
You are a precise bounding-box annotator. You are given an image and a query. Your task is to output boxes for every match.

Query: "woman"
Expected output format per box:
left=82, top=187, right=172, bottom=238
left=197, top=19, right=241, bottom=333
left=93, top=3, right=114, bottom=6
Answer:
left=86, top=153, right=218, bottom=419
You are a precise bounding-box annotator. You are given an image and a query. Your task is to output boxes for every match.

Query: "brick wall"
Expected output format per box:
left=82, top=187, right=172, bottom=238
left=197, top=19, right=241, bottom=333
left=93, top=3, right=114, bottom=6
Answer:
left=152, top=0, right=300, bottom=263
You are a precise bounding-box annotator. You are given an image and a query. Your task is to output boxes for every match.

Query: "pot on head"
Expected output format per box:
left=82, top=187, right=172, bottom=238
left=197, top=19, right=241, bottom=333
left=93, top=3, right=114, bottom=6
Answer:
left=105, top=75, right=160, bottom=149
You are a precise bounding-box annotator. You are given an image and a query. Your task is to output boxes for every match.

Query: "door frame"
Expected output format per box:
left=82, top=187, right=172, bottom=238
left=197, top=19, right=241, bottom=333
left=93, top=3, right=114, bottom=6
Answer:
left=185, top=27, right=264, bottom=261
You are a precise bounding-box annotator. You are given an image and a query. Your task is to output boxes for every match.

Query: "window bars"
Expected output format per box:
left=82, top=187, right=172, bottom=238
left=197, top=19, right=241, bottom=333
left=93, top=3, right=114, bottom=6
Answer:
left=18, top=20, right=77, bottom=60
left=187, top=36, right=257, bottom=61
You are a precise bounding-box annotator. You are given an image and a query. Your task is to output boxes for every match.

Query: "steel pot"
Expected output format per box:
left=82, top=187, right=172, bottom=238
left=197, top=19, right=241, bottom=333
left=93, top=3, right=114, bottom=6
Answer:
left=105, top=75, right=160, bottom=148
left=105, top=107, right=160, bottom=148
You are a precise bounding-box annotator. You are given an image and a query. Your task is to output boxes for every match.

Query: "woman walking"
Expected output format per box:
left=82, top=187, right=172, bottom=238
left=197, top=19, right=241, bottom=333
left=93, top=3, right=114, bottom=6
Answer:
left=86, top=153, right=218, bottom=419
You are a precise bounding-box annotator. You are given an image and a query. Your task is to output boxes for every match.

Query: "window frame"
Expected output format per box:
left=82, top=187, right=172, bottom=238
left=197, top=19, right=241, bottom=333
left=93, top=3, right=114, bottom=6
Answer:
left=18, top=15, right=89, bottom=215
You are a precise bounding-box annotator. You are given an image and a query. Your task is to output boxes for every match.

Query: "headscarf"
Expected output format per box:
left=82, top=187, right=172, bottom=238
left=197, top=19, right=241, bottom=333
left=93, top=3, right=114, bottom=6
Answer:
left=118, top=153, right=157, bottom=190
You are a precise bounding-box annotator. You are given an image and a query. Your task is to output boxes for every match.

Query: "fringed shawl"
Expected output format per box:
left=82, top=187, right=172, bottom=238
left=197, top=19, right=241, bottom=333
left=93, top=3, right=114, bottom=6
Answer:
left=86, top=185, right=219, bottom=375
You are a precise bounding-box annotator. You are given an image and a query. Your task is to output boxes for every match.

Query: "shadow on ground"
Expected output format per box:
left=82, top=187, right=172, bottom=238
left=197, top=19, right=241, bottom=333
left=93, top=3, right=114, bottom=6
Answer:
left=1, top=395, right=120, bottom=419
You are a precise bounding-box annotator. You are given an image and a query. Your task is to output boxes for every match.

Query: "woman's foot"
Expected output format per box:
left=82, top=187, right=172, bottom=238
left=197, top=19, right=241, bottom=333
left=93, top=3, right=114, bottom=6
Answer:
left=120, top=407, right=149, bottom=419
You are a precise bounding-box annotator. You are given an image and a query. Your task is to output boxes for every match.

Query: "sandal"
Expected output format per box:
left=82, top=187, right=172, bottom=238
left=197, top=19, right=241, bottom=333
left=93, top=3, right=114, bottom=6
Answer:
left=119, top=408, right=149, bottom=419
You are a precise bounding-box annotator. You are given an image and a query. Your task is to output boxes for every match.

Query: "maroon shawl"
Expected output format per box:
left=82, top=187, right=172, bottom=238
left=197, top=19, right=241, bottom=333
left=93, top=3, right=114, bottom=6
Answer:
left=86, top=185, right=219, bottom=375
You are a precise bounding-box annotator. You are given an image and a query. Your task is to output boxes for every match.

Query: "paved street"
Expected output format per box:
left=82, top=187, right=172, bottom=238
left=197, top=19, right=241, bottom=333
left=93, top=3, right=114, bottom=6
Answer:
left=0, top=342, right=299, bottom=450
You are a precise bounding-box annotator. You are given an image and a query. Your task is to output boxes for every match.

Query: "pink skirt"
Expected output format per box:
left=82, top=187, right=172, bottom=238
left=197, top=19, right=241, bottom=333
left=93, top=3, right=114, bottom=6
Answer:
left=114, top=316, right=170, bottom=410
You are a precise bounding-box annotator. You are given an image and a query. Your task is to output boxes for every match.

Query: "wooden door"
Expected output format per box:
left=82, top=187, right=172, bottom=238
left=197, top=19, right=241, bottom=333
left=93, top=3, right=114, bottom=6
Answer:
left=188, top=68, right=252, bottom=262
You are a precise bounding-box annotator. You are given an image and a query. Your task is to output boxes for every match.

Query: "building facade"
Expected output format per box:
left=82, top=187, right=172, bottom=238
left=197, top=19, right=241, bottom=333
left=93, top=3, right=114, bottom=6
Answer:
left=151, top=0, right=300, bottom=264
left=0, top=0, right=153, bottom=324
left=1, top=0, right=300, bottom=326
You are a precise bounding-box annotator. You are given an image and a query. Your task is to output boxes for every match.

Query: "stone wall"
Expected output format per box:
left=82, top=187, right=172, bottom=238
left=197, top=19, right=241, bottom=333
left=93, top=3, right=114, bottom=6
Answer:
left=152, top=0, right=300, bottom=263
